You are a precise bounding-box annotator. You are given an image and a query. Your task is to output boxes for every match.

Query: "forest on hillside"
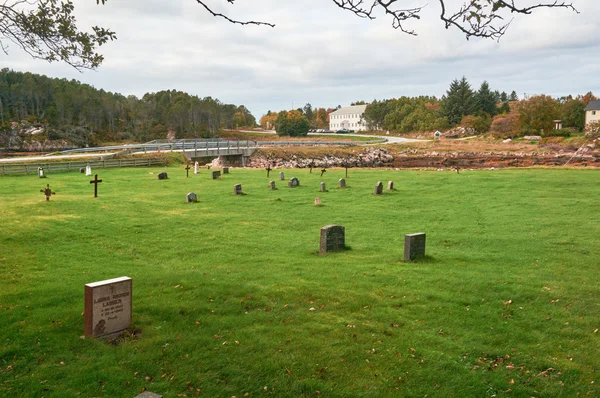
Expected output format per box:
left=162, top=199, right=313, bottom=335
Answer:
left=0, top=69, right=256, bottom=149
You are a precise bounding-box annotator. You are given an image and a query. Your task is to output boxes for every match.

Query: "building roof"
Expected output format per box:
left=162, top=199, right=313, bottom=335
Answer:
left=585, top=100, right=600, bottom=111
left=330, top=105, right=367, bottom=115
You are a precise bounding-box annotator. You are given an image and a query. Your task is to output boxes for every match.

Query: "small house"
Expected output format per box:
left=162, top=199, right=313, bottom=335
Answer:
left=585, top=100, right=600, bottom=125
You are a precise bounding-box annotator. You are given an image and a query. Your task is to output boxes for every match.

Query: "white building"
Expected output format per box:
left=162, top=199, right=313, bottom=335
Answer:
left=585, top=100, right=600, bottom=125
left=329, top=105, right=368, bottom=131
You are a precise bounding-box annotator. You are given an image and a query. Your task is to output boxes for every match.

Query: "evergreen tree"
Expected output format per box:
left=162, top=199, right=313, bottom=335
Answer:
left=475, top=81, right=497, bottom=116
left=498, top=101, right=511, bottom=114
left=510, top=91, right=519, bottom=101
left=441, top=77, right=476, bottom=125
left=303, top=103, right=314, bottom=125
left=500, top=91, right=508, bottom=102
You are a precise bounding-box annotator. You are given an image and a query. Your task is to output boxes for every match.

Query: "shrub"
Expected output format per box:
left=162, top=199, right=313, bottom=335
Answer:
left=542, top=128, right=571, bottom=138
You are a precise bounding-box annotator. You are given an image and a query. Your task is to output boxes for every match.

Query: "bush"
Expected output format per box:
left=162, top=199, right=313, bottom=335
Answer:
left=542, top=128, right=571, bottom=138
left=490, top=113, right=521, bottom=139
left=275, top=110, right=309, bottom=137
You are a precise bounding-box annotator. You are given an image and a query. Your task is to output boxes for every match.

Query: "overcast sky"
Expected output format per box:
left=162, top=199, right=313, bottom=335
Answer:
left=1, top=0, right=598, bottom=119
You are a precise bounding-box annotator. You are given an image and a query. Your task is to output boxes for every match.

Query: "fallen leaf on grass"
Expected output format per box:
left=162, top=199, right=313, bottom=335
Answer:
left=538, top=368, right=555, bottom=377
left=309, top=307, right=315, bottom=311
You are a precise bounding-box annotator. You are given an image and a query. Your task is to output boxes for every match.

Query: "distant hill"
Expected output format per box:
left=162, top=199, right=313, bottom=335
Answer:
left=0, top=68, right=256, bottom=149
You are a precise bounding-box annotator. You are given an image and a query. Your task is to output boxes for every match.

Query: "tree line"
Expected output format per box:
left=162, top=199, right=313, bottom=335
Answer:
left=0, top=68, right=256, bottom=148
left=262, top=77, right=593, bottom=138
left=362, top=77, right=593, bottom=137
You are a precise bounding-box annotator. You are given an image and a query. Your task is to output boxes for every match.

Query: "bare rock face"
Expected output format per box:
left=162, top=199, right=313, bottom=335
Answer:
left=249, top=148, right=394, bottom=169
left=167, top=129, right=177, bottom=141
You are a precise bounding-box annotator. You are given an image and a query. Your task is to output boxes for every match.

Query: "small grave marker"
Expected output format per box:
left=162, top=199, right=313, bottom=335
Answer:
left=339, top=178, right=346, bottom=188
left=158, top=172, right=168, bottom=180
left=185, top=164, right=191, bottom=177
left=234, top=184, right=243, bottom=195
left=269, top=181, right=277, bottom=190
left=40, top=184, right=55, bottom=201
left=320, top=225, right=345, bottom=254
left=288, top=177, right=300, bottom=187
left=85, top=165, right=92, bottom=176
left=37, top=167, right=45, bottom=178
left=320, top=168, right=327, bottom=177
left=222, top=167, right=230, bottom=174
left=320, top=182, right=327, bottom=192
left=404, top=233, right=426, bottom=261
left=135, top=392, right=163, bottom=398
left=388, top=181, right=394, bottom=190
left=186, top=192, right=197, bottom=203
left=212, top=170, right=221, bottom=180
left=279, top=171, right=285, bottom=181
left=79, top=167, right=85, bottom=174
left=374, top=181, right=383, bottom=195
left=314, top=197, right=322, bottom=206
left=84, top=276, right=132, bottom=338
left=194, top=161, right=199, bottom=174
left=266, top=164, right=272, bottom=178
left=89, top=174, right=103, bottom=198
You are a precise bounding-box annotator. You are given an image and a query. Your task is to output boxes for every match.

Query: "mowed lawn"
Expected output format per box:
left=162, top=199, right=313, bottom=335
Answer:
left=0, top=166, right=598, bottom=397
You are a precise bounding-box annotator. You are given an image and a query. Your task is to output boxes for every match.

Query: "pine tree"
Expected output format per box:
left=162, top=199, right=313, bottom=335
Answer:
left=441, top=76, right=476, bottom=125
left=475, top=81, right=497, bottom=116
left=500, top=91, right=508, bottom=102
left=510, top=91, right=519, bottom=101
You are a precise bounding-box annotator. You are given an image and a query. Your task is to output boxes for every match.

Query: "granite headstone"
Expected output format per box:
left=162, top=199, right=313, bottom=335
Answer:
left=404, top=233, right=426, bottom=261
left=320, top=225, right=345, bottom=254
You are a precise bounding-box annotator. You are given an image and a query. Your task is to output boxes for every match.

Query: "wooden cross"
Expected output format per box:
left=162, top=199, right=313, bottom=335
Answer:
left=185, top=164, right=191, bottom=177
left=309, top=162, right=314, bottom=173
left=89, top=174, right=103, bottom=198
left=320, top=168, right=327, bottom=177
left=266, top=164, right=272, bottom=178
left=40, top=184, right=55, bottom=201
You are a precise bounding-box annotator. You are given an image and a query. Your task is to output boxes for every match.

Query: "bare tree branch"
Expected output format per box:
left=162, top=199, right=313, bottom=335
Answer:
left=438, top=0, right=579, bottom=41
left=195, top=0, right=275, bottom=27
left=332, top=0, right=424, bottom=35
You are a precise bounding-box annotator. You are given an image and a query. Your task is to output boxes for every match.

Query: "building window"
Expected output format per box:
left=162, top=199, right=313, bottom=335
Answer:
left=593, top=111, right=597, bottom=115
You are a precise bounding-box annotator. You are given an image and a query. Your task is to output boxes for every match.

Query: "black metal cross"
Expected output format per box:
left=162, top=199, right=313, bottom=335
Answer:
left=320, top=168, right=327, bottom=177
left=40, top=184, right=55, bottom=201
left=185, top=164, right=191, bottom=177
left=309, top=162, right=314, bottom=173
left=266, top=164, right=272, bottom=178
left=90, top=174, right=103, bottom=198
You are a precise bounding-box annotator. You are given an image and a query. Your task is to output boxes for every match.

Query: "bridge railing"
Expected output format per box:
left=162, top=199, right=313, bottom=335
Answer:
left=54, top=138, right=387, bottom=156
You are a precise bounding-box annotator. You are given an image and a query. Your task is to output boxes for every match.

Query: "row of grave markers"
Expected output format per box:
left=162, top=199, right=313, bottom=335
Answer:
left=84, top=231, right=426, bottom=340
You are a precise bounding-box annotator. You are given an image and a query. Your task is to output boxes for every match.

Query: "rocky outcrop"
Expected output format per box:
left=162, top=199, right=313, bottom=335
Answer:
left=246, top=145, right=600, bottom=169
left=249, top=148, right=394, bottom=168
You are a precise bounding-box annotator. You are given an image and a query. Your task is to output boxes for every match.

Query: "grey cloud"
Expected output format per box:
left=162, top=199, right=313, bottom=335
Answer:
left=1, top=0, right=599, bottom=119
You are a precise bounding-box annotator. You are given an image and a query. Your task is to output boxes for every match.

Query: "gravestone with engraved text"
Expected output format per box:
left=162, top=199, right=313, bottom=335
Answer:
left=320, top=225, right=345, bottom=254
left=84, top=276, right=132, bottom=338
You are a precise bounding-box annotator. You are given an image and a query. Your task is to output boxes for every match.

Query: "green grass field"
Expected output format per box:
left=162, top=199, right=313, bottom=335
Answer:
left=1, top=166, right=598, bottom=397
